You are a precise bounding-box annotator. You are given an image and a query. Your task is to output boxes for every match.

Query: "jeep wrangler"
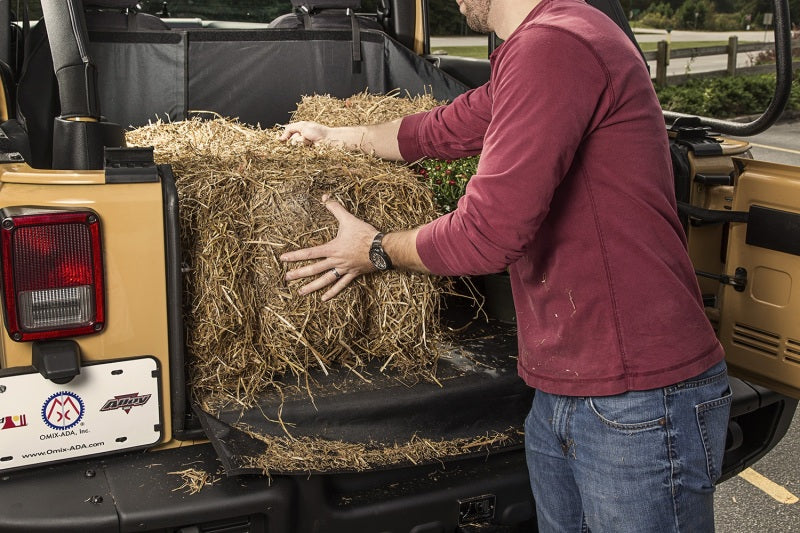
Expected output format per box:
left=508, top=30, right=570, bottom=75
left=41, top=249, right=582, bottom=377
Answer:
left=0, top=1, right=797, bottom=532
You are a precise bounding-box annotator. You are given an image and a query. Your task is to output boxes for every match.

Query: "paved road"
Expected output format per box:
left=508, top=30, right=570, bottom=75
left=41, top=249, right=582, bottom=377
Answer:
left=633, top=28, right=775, bottom=43
left=431, top=29, right=778, bottom=77
left=716, top=407, right=800, bottom=532
left=431, top=29, right=776, bottom=46
left=730, top=118, right=800, bottom=167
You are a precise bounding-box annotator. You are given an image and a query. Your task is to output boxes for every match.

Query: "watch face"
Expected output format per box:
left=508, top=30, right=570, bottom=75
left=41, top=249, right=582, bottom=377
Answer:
left=369, top=249, right=389, bottom=271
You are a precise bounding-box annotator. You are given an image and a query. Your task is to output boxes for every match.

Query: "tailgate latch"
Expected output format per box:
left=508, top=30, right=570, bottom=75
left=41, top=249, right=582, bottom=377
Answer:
left=458, top=494, right=496, bottom=525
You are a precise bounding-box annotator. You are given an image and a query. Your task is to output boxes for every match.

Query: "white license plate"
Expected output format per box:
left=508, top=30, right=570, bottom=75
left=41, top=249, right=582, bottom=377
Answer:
left=0, top=357, right=162, bottom=472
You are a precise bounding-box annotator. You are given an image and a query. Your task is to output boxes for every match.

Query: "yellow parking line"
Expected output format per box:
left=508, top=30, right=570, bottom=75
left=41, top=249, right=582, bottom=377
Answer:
left=738, top=467, right=799, bottom=504
left=748, top=142, right=800, bottom=156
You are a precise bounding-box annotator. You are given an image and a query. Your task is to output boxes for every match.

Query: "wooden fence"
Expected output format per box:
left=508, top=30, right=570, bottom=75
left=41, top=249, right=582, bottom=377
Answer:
left=646, top=36, right=800, bottom=85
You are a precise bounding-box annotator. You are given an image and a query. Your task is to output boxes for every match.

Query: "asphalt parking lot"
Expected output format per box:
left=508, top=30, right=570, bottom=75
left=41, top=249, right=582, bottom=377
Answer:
left=716, top=408, right=800, bottom=532
left=731, top=117, right=800, bottom=167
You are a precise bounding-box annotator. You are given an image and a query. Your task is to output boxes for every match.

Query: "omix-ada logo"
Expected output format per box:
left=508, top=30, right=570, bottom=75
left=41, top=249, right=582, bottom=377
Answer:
left=41, top=391, right=85, bottom=431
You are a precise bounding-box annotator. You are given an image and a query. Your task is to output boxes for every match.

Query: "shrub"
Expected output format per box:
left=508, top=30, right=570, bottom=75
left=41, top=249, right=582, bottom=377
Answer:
left=656, top=70, right=800, bottom=117
left=708, top=12, right=744, bottom=31
left=639, top=2, right=674, bottom=28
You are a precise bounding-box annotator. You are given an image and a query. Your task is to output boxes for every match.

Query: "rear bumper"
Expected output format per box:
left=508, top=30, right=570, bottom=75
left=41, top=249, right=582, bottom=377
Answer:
left=0, top=376, right=793, bottom=532
left=720, top=376, right=798, bottom=482
left=0, top=441, right=534, bottom=533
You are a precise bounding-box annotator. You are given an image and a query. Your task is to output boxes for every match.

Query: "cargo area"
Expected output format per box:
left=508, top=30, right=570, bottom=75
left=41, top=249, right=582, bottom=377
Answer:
left=0, top=19, right=546, bottom=529
left=80, top=26, right=529, bottom=472
left=8, top=17, right=539, bottom=472
left=23, top=26, right=470, bottom=169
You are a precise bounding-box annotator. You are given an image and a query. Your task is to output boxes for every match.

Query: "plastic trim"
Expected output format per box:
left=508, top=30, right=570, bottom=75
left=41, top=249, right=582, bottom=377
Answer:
left=159, top=165, right=193, bottom=438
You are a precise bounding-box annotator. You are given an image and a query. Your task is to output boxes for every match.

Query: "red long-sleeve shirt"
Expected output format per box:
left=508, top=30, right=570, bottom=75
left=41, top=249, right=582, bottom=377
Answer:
left=399, top=0, right=724, bottom=396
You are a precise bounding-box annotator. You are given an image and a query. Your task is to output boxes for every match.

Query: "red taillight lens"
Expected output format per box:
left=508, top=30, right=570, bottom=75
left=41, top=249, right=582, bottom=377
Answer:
left=0, top=210, right=105, bottom=341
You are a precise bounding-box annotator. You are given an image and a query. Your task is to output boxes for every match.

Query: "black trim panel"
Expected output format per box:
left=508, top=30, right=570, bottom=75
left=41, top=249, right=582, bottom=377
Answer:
left=746, top=205, right=800, bottom=256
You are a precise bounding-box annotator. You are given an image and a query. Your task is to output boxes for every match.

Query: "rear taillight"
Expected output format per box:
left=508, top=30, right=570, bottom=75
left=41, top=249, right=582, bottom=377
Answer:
left=0, top=209, right=104, bottom=341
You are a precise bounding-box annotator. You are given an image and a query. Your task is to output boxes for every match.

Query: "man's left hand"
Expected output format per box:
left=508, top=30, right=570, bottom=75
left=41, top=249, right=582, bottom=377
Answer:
left=280, top=195, right=377, bottom=301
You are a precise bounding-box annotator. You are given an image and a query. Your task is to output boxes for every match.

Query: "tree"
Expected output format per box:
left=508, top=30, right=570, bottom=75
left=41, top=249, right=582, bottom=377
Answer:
left=674, top=0, right=715, bottom=28
left=428, top=0, right=472, bottom=35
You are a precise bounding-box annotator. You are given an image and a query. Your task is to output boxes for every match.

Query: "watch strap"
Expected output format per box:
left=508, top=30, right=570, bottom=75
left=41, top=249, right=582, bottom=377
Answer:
left=369, top=232, right=393, bottom=270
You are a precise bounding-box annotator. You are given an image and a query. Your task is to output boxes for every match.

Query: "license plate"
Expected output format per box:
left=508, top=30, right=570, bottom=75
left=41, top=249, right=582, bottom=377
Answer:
left=0, top=357, right=162, bottom=472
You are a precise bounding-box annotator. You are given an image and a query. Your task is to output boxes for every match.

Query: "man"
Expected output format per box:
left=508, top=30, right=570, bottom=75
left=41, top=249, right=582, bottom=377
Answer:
left=279, top=0, right=731, bottom=531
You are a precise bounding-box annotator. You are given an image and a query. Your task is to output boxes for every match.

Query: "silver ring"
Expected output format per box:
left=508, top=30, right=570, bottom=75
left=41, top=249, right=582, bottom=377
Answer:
left=330, top=267, right=342, bottom=280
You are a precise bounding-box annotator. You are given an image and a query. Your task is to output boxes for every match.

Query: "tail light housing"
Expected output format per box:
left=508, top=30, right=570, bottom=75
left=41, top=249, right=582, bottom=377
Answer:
left=0, top=208, right=105, bottom=341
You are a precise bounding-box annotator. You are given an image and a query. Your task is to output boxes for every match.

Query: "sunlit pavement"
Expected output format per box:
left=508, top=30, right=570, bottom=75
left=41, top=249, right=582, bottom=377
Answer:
left=716, top=408, right=800, bottom=532
left=631, top=28, right=775, bottom=43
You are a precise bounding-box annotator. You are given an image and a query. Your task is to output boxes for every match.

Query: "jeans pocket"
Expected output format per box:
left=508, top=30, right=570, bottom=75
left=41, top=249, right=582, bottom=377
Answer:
left=587, top=389, right=666, bottom=431
left=696, top=388, right=732, bottom=482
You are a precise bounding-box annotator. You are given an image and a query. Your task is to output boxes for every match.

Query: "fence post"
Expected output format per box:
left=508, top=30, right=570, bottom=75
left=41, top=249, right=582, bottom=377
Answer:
left=656, top=40, right=669, bottom=86
left=727, top=36, right=739, bottom=76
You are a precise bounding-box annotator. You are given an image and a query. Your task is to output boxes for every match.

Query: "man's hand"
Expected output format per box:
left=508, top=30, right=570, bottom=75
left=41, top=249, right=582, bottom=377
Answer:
left=279, top=121, right=334, bottom=146
left=280, top=195, right=378, bottom=301
left=280, top=119, right=405, bottom=161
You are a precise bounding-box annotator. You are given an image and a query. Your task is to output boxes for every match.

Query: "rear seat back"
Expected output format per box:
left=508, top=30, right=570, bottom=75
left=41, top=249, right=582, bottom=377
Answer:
left=15, top=0, right=169, bottom=168
left=85, top=0, right=169, bottom=31
left=269, top=0, right=383, bottom=31
left=18, top=3, right=468, bottom=168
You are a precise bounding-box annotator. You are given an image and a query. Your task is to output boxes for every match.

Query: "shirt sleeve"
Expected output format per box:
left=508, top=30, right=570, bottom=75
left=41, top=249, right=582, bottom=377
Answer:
left=397, top=84, right=493, bottom=162
left=415, top=28, right=611, bottom=276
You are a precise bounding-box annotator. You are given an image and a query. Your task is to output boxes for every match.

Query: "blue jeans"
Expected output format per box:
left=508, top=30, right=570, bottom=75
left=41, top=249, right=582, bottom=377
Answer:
left=524, top=360, right=731, bottom=533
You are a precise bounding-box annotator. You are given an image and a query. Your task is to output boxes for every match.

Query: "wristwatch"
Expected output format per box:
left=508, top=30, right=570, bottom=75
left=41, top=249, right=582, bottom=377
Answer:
left=369, top=232, right=393, bottom=271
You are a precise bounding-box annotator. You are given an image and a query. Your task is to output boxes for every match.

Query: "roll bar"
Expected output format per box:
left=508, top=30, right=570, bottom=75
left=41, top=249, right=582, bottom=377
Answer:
left=41, top=0, right=125, bottom=170
left=40, top=0, right=100, bottom=120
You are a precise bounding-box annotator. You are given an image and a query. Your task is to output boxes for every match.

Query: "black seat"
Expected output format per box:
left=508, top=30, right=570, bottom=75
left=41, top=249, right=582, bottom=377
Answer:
left=269, top=0, right=385, bottom=74
left=13, top=0, right=168, bottom=168
left=84, top=0, right=169, bottom=31
left=268, top=0, right=383, bottom=31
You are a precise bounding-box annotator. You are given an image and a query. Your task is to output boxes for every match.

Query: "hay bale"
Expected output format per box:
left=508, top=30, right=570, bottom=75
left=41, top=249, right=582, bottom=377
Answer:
left=126, top=92, right=451, bottom=408
left=290, top=90, right=442, bottom=126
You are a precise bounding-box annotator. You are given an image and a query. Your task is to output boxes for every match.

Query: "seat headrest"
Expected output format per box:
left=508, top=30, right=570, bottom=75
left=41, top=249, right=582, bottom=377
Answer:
left=85, top=1, right=141, bottom=8
left=290, top=0, right=361, bottom=10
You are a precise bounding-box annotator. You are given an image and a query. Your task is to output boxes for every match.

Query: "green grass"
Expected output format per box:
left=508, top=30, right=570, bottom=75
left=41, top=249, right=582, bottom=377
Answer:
left=433, top=41, right=737, bottom=59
